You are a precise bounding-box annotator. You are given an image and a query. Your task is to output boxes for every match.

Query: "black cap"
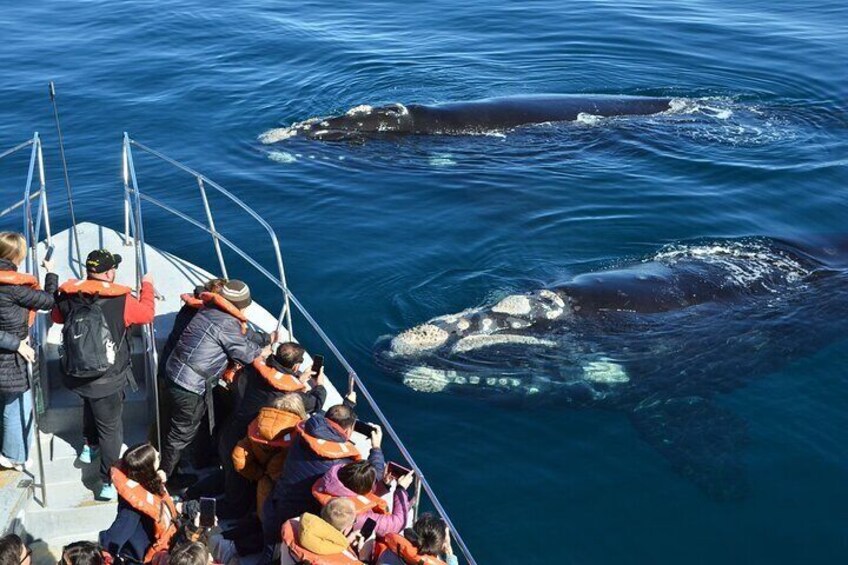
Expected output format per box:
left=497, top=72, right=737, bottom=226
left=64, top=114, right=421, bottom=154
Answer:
left=86, top=249, right=122, bottom=274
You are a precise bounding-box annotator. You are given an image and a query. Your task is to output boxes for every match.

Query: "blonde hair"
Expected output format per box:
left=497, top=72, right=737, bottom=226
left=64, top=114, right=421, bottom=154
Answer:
left=271, top=393, right=307, bottom=420
left=0, top=232, right=27, bottom=265
left=321, top=498, right=357, bottom=532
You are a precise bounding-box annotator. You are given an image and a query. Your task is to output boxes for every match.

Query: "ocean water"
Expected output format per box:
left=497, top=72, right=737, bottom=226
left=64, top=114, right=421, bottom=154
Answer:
left=1, top=1, right=847, bottom=562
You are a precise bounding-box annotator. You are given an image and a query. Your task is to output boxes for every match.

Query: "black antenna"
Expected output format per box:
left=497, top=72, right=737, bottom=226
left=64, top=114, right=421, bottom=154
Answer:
left=49, top=82, right=83, bottom=271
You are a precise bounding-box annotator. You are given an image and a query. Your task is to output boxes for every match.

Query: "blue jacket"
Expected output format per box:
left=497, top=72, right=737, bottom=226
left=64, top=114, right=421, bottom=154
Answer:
left=262, top=414, right=384, bottom=543
left=165, top=305, right=267, bottom=395
left=99, top=499, right=155, bottom=563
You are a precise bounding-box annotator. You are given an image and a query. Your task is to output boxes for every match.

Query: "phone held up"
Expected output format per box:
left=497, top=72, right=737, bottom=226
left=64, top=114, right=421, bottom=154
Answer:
left=359, top=517, right=377, bottom=540
left=311, top=354, right=324, bottom=377
left=199, top=497, right=216, bottom=528
left=353, top=420, right=376, bottom=437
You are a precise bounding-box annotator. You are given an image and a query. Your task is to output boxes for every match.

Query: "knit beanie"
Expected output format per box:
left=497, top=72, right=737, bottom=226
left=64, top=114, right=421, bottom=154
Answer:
left=221, top=279, right=252, bottom=309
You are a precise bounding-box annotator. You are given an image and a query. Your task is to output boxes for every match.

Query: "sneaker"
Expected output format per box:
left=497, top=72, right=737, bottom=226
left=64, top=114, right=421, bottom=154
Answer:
left=98, top=483, right=117, bottom=501
left=79, top=444, right=100, bottom=464
left=0, top=455, right=17, bottom=470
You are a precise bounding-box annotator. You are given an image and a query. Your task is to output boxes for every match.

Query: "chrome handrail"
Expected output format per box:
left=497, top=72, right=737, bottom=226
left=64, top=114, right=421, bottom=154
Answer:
left=2, top=133, right=52, bottom=506
left=121, top=138, right=477, bottom=565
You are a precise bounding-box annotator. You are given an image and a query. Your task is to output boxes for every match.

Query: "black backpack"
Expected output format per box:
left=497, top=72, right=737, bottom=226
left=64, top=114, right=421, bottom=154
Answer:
left=62, top=294, right=125, bottom=379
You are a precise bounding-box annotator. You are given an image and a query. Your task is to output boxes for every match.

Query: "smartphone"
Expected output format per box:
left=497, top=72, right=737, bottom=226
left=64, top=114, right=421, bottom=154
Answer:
left=199, top=497, right=216, bottom=528
left=359, top=517, right=377, bottom=540
left=311, top=354, right=324, bottom=377
left=44, top=245, right=55, bottom=262
left=386, top=461, right=413, bottom=480
left=353, top=420, right=376, bottom=437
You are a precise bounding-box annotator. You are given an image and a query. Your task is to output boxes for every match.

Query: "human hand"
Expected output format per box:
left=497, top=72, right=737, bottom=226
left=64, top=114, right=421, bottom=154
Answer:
left=345, top=391, right=357, bottom=405
left=157, top=469, right=167, bottom=483
left=269, top=331, right=279, bottom=344
left=397, top=471, right=415, bottom=490
left=444, top=527, right=454, bottom=556
left=370, top=425, right=383, bottom=449
left=141, top=273, right=155, bottom=285
left=17, top=339, right=35, bottom=363
left=315, top=366, right=326, bottom=386
left=41, top=258, right=55, bottom=272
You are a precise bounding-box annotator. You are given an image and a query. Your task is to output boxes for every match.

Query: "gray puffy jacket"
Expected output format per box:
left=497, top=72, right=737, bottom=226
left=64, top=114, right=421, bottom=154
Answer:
left=165, top=304, right=268, bottom=395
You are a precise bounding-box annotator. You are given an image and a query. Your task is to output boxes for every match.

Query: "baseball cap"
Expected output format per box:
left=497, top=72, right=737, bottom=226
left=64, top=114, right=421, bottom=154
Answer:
left=86, top=249, right=122, bottom=274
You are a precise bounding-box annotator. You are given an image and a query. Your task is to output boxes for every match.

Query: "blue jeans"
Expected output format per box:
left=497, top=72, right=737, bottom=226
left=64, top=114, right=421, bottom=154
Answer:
left=1, top=390, right=33, bottom=464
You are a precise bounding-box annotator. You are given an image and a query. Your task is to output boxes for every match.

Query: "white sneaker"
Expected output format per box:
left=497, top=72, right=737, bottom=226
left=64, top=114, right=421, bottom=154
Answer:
left=0, top=455, right=16, bottom=470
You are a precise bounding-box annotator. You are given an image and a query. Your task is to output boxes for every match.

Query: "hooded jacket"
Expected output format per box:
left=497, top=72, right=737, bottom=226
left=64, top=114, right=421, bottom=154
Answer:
left=232, top=406, right=303, bottom=520
left=280, top=513, right=364, bottom=565
left=262, top=414, right=384, bottom=547
left=315, top=464, right=411, bottom=538
left=0, top=258, right=57, bottom=394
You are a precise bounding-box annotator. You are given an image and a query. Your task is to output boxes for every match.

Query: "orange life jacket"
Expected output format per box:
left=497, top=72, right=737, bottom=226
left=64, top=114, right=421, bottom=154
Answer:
left=311, top=475, right=389, bottom=515
left=297, top=421, right=362, bottom=461
left=58, top=279, right=132, bottom=297
left=180, top=293, right=204, bottom=309
left=111, top=465, right=179, bottom=563
left=381, top=534, right=448, bottom=565
left=0, top=271, right=40, bottom=326
left=251, top=358, right=305, bottom=392
left=200, top=292, right=249, bottom=384
left=247, top=409, right=302, bottom=449
left=281, top=518, right=363, bottom=565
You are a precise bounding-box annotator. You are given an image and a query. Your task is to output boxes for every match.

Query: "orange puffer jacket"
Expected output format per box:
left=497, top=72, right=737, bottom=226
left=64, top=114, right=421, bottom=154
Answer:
left=232, top=406, right=303, bottom=520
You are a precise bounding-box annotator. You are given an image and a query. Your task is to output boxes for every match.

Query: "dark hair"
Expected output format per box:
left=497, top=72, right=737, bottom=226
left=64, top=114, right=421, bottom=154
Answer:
left=0, top=535, right=24, bottom=565
left=326, top=404, right=356, bottom=430
left=123, top=443, right=164, bottom=496
left=61, top=542, right=103, bottom=565
left=168, top=542, right=209, bottom=565
left=273, top=342, right=305, bottom=369
left=337, top=461, right=376, bottom=495
left=193, top=278, right=227, bottom=298
left=409, top=513, right=447, bottom=556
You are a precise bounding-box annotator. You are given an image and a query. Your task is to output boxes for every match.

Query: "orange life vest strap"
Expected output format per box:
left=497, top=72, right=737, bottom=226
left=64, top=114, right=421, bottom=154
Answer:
left=312, top=479, right=389, bottom=515
left=383, top=534, right=448, bottom=565
left=0, top=271, right=40, bottom=326
left=297, top=421, right=361, bottom=461
left=200, top=291, right=247, bottom=327
left=58, top=279, right=132, bottom=297
left=180, top=293, right=204, bottom=309
left=281, top=518, right=363, bottom=565
left=252, top=358, right=305, bottom=392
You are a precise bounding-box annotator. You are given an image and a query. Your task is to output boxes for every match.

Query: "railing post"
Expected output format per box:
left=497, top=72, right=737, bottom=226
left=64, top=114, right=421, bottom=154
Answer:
left=122, top=137, right=132, bottom=245
left=36, top=137, right=51, bottom=246
left=197, top=178, right=228, bottom=279
left=123, top=134, right=163, bottom=451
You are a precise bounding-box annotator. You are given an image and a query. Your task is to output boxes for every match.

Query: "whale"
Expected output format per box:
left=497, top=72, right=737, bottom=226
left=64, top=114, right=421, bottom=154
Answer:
left=261, top=95, right=673, bottom=142
left=377, top=236, right=848, bottom=499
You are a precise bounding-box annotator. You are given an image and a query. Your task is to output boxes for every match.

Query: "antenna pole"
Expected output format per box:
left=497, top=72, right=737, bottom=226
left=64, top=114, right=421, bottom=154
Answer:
left=49, top=82, right=83, bottom=271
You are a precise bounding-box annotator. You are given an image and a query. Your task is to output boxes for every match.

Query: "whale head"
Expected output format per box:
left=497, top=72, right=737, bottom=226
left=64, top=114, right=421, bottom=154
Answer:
left=377, top=289, right=629, bottom=399
left=298, top=103, right=414, bottom=141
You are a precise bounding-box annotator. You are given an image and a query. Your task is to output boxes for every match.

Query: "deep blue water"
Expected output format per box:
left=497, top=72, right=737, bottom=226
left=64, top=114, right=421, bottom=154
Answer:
left=2, top=1, right=848, bottom=562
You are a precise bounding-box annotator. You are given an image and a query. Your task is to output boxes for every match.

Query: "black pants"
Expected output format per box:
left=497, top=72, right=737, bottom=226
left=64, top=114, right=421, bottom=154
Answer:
left=81, top=391, right=124, bottom=483
left=160, top=382, right=207, bottom=477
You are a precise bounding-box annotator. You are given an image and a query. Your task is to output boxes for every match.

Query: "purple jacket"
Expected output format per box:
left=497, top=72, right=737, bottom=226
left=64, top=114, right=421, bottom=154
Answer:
left=320, top=464, right=410, bottom=537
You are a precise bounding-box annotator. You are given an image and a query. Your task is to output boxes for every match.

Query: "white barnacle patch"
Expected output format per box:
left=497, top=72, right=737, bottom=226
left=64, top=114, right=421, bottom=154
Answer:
left=456, top=318, right=471, bottom=331
left=390, top=324, right=449, bottom=357
left=258, top=127, right=298, bottom=144
left=539, top=289, right=565, bottom=309
left=402, top=366, right=452, bottom=393
left=492, top=295, right=532, bottom=316
left=545, top=308, right=564, bottom=319
left=452, top=334, right=556, bottom=354
left=581, top=361, right=630, bottom=384
left=346, top=104, right=373, bottom=116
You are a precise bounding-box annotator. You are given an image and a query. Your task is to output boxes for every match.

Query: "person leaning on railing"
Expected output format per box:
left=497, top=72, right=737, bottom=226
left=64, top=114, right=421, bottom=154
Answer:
left=52, top=248, right=156, bottom=501
left=0, top=231, right=57, bottom=471
left=159, top=280, right=274, bottom=488
left=217, top=342, right=326, bottom=520
left=375, top=514, right=457, bottom=565
left=259, top=403, right=385, bottom=565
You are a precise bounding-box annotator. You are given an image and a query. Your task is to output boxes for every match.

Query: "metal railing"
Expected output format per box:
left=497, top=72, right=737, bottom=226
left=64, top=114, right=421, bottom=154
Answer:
left=0, top=133, right=52, bottom=506
left=122, top=135, right=478, bottom=565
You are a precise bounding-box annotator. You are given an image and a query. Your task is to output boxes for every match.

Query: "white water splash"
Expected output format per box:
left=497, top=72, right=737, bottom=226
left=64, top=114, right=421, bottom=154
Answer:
left=267, top=151, right=297, bottom=164
left=429, top=153, right=457, bottom=166
left=259, top=127, right=298, bottom=144
left=576, top=112, right=603, bottom=125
